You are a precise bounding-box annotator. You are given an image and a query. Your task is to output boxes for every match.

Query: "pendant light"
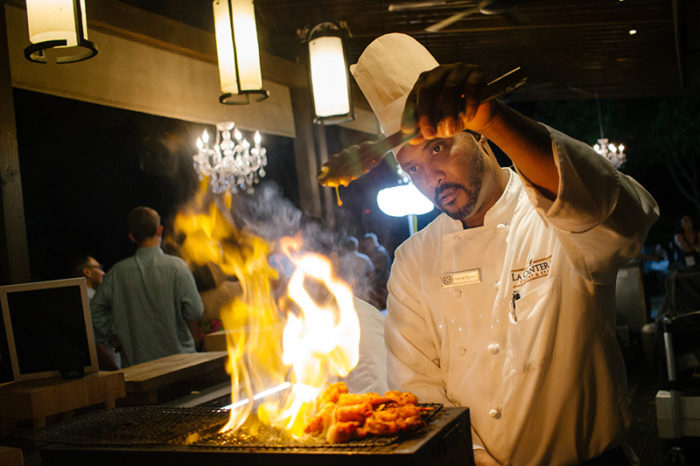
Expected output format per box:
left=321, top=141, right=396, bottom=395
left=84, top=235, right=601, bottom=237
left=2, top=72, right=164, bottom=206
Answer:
left=304, top=22, right=353, bottom=124
left=24, top=0, right=97, bottom=64
left=212, top=0, right=269, bottom=105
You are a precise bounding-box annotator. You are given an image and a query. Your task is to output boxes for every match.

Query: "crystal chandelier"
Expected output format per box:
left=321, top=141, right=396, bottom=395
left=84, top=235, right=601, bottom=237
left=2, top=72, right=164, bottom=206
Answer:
left=593, top=93, right=626, bottom=169
left=194, top=122, right=267, bottom=194
left=593, top=138, right=626, bottom=169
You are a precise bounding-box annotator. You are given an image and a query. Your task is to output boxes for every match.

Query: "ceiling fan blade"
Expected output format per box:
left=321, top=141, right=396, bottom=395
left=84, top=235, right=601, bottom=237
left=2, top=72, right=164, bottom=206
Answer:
left=425, top=6, right=480, bottom=32
left=477, top=0, right=520, bottom=15
left=388, top=1, right=448, bottom=12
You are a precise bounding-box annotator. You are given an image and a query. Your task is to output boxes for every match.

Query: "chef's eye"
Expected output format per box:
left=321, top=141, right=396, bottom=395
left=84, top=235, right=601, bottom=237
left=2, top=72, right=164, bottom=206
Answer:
left=407, top=165, right=420, bottom=175
left=431, top=142, right=446, bottom=156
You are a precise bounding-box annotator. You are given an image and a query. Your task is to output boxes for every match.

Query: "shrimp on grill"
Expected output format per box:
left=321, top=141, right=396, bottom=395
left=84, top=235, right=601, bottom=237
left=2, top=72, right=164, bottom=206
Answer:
left=385, top=390, right=418, bottom=406
left=304, top=382, right=433, bottom=443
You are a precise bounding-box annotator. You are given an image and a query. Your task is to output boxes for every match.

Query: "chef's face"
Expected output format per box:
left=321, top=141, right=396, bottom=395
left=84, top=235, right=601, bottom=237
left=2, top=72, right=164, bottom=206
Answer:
left=397, top=132, right=488, bottom=223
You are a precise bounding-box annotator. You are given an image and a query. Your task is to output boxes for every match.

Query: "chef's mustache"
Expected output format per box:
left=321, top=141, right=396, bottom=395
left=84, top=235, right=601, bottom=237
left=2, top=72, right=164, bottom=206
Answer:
left=434, top=183, right=468, bottom=205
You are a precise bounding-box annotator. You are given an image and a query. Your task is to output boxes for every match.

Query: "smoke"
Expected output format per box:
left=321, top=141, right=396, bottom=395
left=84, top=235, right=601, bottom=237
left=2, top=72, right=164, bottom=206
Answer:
left=232, top=181, right=339, bottom=255
left=232, top=181, right=302, bottom=241
left=177, top=180, right=375, bottom=307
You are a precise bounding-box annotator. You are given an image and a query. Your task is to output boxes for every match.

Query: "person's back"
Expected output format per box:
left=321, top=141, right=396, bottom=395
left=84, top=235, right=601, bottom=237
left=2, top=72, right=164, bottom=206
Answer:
left=361, top=233, right=392, bottom=309
left=91, top=206, right=203, bottom=366
left=362, top=233, right=391, bottom=283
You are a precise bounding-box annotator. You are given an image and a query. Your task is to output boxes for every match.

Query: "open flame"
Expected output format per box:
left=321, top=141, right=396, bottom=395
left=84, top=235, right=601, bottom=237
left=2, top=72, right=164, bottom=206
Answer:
left=173, top=181, right=359, bottom=437
left=258, top=235, right=360, bottom=437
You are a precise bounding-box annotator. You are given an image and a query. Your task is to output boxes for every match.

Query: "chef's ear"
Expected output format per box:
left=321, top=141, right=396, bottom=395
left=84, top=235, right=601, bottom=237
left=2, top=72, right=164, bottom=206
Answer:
left=470, top=131, right=494, bottom=158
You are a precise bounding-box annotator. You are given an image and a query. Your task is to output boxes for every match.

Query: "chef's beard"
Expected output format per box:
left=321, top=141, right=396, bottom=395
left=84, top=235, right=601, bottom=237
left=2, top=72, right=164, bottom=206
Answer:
left=434, top=153, right=484, bottom=221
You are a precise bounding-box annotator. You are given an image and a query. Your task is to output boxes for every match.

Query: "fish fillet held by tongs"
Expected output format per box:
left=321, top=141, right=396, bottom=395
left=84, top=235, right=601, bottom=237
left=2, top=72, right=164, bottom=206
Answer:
left=317, top=67, right=527, bottom=187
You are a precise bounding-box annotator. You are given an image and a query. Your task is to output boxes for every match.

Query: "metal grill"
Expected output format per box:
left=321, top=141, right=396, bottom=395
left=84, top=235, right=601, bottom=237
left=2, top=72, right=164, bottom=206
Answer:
left=29, top=404, right=442, bottom=450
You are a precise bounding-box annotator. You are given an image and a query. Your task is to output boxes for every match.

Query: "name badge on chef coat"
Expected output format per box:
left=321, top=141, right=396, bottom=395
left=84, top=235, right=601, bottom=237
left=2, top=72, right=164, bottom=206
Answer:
left=441, top=269, right=481, bottom=287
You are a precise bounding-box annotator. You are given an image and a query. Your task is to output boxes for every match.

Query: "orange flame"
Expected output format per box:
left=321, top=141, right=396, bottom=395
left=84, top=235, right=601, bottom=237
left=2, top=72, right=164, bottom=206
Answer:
left=258, top=236, right=360, bottom=437
left=173, top=179, right=359, bottom=437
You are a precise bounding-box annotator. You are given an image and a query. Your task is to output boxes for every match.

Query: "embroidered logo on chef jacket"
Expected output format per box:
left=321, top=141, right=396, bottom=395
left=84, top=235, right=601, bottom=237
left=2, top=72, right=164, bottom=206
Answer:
left=441, top=268, right=481, bottom=287
left=510, top=255, right=552, bottom=288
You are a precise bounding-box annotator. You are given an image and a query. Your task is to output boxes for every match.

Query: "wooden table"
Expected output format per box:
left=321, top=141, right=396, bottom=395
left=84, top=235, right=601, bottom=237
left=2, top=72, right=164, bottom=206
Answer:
left=203, top=330, right=227, bottom=352
left=0, top=371, right=125, bottom=430
left=120, top=352, right=228, bottom=405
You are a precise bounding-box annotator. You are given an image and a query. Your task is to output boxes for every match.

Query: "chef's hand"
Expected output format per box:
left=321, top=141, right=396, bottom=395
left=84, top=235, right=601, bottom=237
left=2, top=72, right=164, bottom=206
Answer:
left=401, top=63, right=495, bottom=145
left=473, top=448, right=501, bottom=466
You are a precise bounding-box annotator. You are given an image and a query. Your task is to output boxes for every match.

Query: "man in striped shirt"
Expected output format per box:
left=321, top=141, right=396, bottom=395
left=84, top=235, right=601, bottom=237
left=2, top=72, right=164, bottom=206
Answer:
left=91, top=206, right=203, bottom=367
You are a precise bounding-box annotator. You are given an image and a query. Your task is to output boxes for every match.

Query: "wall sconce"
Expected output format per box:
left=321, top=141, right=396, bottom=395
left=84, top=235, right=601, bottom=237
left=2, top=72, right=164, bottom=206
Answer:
left=304, top=22, right=353, bottom=125
left=212, top=0, right=269, bottom=105
left=24, top=0, right=97, bottom=64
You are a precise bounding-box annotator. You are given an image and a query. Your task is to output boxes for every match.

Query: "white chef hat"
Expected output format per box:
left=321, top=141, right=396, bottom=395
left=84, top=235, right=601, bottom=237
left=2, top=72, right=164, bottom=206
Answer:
left=350, top=33, right=439, bottom=138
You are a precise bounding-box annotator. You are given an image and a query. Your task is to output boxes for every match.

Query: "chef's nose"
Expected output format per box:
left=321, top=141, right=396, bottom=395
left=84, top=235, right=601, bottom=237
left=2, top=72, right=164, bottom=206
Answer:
left=427, top=167, right=445, bottom=188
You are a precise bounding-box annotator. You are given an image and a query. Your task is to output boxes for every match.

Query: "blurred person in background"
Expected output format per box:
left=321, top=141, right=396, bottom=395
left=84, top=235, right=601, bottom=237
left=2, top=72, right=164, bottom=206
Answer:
left=70, top=254, right=105, bottom=301
left=91, top=206, right=203, bottom=367
left=673, top=214, right=700, bottom=270
left=70, top=254, right=120, bottom=370
left=192, top=262, right=242, bottom=348
left=338, top=236, right=375, bottom=304
left=361, top=232, right=392, bottom=310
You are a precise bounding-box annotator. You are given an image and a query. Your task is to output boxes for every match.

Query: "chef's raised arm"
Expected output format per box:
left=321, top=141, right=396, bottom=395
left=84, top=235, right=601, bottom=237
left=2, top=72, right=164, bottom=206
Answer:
left=401, top=64, right=558, bottom=201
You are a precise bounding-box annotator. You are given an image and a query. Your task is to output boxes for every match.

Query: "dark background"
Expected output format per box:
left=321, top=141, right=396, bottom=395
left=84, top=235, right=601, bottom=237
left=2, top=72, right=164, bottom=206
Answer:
left=14, top=88, right=298, bottom=279
left=13, top=88, right=700, bottom=281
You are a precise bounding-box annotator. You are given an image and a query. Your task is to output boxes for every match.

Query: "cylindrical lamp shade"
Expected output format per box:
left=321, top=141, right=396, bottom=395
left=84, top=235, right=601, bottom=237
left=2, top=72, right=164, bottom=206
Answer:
left=309, top=36, right=351, bottom=118
left=24, top=0, right=96, bottom=63
left=213, top=0, right=268, bottom=104
left=27, top=0, right=86, bottom=46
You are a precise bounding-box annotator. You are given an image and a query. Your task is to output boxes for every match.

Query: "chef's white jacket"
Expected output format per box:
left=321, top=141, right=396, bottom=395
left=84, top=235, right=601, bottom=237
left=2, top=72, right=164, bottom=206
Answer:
left=386, top=126, right=659, bottom=465
left=341, top=296, right=389, bottom=394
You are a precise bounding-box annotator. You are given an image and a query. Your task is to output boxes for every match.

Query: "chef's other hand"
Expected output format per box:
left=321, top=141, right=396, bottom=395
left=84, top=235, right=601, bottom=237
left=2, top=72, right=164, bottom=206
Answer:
left=473, top=448, right=501, bottom=466
left=401, top=63, right=495, bottom=144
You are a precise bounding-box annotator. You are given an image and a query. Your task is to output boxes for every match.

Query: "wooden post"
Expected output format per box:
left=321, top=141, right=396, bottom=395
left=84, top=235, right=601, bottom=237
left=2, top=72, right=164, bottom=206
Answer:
left=0, top=4, right=31, bottom=284
left=313, top=124, right=336, bottom=227
left=290, top=86, right=324, bottom=220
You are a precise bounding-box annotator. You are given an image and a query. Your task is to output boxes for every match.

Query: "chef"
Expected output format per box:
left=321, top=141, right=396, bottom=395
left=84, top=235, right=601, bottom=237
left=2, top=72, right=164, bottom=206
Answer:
left=349, top=33, right=658, bottom=465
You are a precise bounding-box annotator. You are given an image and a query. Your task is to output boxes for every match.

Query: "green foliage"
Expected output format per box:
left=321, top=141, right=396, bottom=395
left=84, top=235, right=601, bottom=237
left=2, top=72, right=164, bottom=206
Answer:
left=648, top=97, right=700, bottom=160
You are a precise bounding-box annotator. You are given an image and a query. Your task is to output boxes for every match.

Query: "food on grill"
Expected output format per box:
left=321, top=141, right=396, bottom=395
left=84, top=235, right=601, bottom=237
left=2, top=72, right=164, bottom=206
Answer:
left=304, top=382, right=434, bottom=443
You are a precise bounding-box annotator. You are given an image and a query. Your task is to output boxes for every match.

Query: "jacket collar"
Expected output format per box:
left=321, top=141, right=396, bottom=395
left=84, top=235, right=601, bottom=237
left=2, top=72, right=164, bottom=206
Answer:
left=135, top=246, right=164, bottom=256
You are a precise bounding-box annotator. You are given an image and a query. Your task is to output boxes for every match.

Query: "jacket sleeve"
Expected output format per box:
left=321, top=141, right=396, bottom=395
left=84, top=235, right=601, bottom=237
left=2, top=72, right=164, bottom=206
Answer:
left=385, top=243, right=452, bottom=405
left=517, top=125, right=660, bottom=284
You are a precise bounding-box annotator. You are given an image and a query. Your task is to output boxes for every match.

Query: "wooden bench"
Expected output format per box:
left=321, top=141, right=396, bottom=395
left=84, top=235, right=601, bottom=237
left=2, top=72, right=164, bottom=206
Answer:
left=121, top=352, right=228, bottom=405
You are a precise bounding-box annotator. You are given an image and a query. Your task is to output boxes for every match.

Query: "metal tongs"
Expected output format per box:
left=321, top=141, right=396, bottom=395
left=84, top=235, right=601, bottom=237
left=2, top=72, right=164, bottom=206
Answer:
left=317, top=67, right=527, bottom=187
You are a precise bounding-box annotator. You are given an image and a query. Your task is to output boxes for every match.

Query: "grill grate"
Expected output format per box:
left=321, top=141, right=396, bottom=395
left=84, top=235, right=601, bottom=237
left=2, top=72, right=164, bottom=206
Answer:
left=28, top=404, right=442, bottom=450
left=30, top=407, right=228, bottom=446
